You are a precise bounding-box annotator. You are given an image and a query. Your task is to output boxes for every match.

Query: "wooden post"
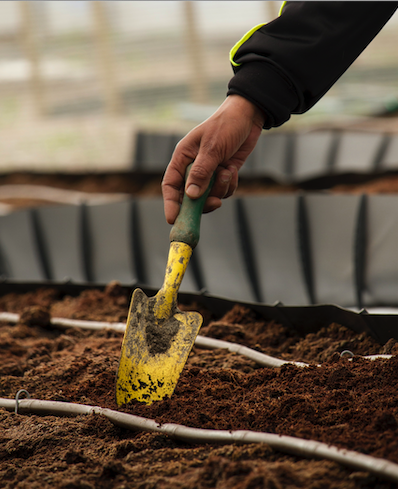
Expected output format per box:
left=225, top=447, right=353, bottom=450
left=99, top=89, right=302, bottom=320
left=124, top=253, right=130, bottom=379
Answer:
left=183, top=1, right=209, bottom=105
left=19, top=1, right=46, bottom=117
left=91, top=1, right=122, bottom=115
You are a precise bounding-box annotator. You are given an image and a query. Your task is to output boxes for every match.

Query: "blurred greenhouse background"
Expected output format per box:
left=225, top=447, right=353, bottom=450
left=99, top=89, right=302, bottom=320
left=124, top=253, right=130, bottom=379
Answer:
left=0, top=1, right=398, bottom=172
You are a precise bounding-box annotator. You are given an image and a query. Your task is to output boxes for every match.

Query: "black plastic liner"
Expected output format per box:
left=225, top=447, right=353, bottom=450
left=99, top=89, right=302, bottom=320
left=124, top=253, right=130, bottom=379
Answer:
left=0, top=194, right=397, bottom=309
left=133, top=129, right=398, bottom=183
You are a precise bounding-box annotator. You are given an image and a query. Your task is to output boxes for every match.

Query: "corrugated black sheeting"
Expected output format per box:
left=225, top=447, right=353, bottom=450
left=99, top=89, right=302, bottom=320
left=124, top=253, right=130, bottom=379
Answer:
left=132, top=129, right=398, bottom=182
left=0, top=193, right=397, bottom=309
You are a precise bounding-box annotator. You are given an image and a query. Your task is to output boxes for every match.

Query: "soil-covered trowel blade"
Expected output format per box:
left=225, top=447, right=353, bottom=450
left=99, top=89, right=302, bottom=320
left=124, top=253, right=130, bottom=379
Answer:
left=116, top=287, right=202, bottom=406
left=116, top=241, right=202, bottom=406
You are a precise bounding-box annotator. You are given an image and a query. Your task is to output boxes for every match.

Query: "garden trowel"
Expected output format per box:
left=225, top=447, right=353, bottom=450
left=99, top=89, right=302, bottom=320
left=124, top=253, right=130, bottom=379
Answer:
left=116, top=164, right=214, bottom=406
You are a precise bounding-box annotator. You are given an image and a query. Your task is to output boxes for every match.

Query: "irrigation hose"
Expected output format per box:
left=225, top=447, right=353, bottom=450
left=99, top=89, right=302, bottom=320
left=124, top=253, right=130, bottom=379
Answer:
left=194, top=334, right=309, bottom=368
left=0, top=312, right=392, bottom=365
left=0, top=312, right=309, bottom=368
left=1, top=397, right=398, bottom=484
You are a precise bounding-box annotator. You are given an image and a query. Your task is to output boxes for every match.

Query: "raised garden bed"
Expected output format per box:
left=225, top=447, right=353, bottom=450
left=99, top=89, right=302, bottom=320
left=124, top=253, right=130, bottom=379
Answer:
left=1, top=282, right=398, bottom=488
left=0, top=167, right=398, bottom=487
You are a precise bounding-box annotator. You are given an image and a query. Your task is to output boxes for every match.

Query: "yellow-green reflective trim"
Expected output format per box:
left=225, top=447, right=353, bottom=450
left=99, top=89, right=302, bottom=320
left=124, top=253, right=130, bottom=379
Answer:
left=229, top=2, right=286, bottom=68
left=229, top=23, right=266, bottom=67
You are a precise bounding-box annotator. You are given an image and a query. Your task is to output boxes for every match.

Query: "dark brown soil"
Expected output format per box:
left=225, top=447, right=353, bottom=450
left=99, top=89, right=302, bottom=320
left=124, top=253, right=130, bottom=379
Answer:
left=1, top=283, right=398, bottom=488
left=1, top=171, right=398, bottom=212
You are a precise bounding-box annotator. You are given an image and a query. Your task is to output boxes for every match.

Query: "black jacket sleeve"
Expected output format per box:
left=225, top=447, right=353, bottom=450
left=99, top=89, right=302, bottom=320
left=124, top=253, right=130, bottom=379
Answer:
left=227, top=1, right=398, bottom=129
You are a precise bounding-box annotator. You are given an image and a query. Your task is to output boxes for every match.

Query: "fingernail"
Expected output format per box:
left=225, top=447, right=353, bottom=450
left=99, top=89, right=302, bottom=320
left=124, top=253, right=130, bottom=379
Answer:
left=187, top=184, right=200, bottom=198
left=220, top=171, right=232, bottom=184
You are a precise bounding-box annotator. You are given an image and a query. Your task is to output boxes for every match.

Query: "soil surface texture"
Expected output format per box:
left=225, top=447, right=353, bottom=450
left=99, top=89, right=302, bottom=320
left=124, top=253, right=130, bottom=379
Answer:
left=1, top=283, right=398, bottom=488
left=0, top=171, right=398, bottom=212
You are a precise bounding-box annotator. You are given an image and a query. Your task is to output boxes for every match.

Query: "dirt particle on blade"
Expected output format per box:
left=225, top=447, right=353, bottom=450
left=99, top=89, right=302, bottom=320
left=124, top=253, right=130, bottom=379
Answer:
left=144, top=297, right=180, bottom=355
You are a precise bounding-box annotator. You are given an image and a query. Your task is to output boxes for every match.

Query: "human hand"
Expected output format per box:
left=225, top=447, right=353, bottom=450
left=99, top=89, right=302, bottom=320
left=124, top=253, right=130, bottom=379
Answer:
left=162, top=94, right=266, bottom=224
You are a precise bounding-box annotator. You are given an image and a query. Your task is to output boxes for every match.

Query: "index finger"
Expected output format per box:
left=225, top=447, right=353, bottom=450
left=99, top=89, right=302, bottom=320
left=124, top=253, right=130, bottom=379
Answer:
left=162, top=152, right=195, bottom=224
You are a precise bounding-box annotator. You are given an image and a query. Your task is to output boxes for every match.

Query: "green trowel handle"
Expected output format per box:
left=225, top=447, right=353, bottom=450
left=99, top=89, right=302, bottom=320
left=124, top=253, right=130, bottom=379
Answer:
left=169, top=163, right=215, bottom=249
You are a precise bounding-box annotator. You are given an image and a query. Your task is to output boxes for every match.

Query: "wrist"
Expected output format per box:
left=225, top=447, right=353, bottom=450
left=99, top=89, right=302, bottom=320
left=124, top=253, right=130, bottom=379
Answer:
left=227, top=94, right=266, bottom=128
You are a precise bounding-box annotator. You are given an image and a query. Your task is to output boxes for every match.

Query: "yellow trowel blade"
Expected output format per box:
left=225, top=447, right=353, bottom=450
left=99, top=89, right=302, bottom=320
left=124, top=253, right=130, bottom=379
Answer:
left=116, top=288, right=202, bottom=406
left=116, top=241, right=202, bottom=406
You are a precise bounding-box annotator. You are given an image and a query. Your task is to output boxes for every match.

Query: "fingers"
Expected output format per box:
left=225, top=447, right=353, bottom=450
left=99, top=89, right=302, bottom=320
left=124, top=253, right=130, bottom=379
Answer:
left=202, top=196, right=222, bottom=214
left=218, top=164, right=238, bottom=199
left=163, top=159, right=238, bottom=223
left=162, top=95, right=265, bottom=224
left=163, top=138, right=245, bottom=223
left=184, top=97, right=262, bottom=200
left=209, top=164, right=238, bottom=199
left=162, top=126, right=204, bottom=223
left=200, top=165, right=238, bottom=214
left=162, top=127, right=221, bottom=223
left=185, top=157, right=219, bottom=199
left=162, top=164, right=189, bottom=224
left=162, top=186, right=183, bottom=224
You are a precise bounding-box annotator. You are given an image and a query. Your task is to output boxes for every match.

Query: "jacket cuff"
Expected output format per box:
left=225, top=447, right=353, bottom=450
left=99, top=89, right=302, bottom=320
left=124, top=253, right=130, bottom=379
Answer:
left=227, top=61, right=300, bottom=129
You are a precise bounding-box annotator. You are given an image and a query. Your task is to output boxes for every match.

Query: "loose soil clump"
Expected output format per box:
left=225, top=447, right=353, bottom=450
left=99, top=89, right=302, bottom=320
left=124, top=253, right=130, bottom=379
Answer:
left=1, top=284, right=398, bottom=488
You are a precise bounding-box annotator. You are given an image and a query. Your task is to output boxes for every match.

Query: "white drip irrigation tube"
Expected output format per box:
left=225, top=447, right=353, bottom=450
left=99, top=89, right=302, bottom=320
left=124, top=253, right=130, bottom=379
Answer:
left=194, top=334, right=309, bottom=368
left=0, top=312, right=308, bottom=369
left=51, top=317, right=127, bottom=333
left=0, top=312, right=392, bottom=365
left=1, top=397, right=398, bottom=484
left=0, top=312, right=127, bottom=333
